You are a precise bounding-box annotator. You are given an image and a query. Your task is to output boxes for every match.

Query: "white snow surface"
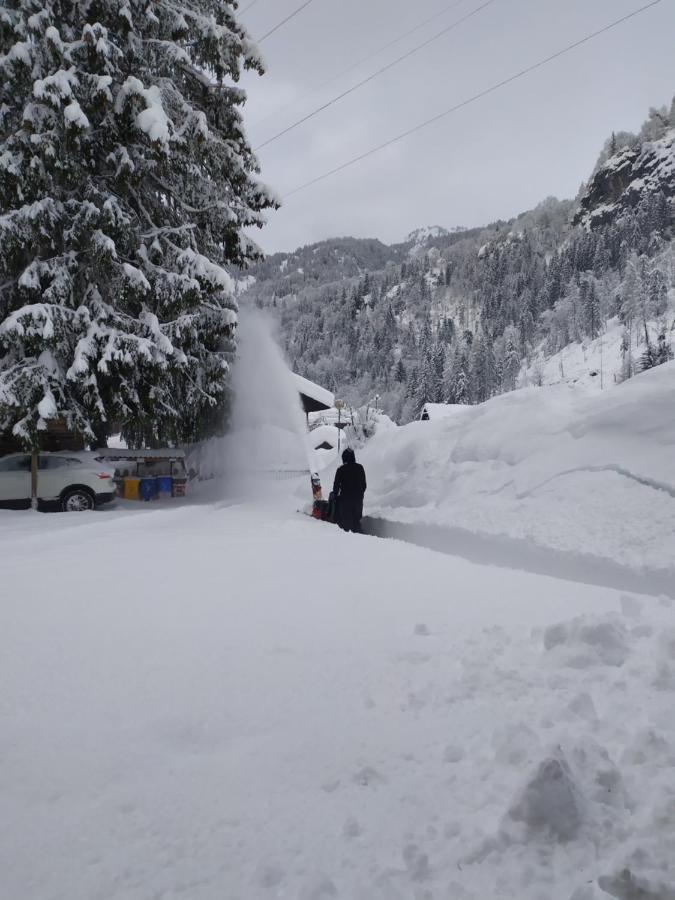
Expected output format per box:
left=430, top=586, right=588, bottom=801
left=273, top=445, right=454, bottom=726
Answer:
left=363, top=361, right=675, bottom=578
left=2, top=489, right=675, bottom=900
left=3, top=360, right=675, bottom=899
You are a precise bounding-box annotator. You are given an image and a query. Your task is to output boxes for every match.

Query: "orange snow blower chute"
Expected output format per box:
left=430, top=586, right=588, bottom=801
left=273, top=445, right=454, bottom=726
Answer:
left=309, top=473, right=337, bottom=523
left=310, top=472, right=323, bottom=518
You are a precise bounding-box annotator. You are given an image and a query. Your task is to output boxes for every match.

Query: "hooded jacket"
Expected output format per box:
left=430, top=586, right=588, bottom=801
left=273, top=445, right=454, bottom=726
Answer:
left=333, top=449, right=367, bottom=499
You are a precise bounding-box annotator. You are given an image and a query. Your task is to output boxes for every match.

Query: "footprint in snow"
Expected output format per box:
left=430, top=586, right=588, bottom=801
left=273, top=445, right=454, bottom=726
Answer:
left=444, top=821, right=462, bottom=839
left=256, top=863, right=285, bottom=889
left=352, top=765, right=387, bottom=787
left=321, top=779, right=341, bottom=794
left=299, top=875, right=338, bottom=899
left=620, top=593, right=643, bottom=619
left=566, top=692, right=598, bottom=723
left=402, top=843, right=431, bottom=882
left=342, top=816, right=362, bottom=838
left=395, top=650, right=432, bottom=665
left=443, top=745, right=465, bottom=763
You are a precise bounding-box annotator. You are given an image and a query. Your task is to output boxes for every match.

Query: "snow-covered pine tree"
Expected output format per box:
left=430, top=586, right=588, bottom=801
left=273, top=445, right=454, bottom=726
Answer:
left=471, top=330, right=496, bottom=403
left=501, top=330, right=521, bottom=391
left=581, top=277, right=600, bottom=339
left=0, top=0, right=276, bottom=449
left=655, top=331, right=673, bottom=366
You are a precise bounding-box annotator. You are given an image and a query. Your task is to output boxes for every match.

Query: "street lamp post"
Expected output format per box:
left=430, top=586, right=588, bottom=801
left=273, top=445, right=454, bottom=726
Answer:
left=335, top=398, right=345, bottom=455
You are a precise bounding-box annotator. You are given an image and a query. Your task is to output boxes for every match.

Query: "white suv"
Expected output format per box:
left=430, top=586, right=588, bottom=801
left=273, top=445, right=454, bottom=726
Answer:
left=0, top=453, right=116, bottom=512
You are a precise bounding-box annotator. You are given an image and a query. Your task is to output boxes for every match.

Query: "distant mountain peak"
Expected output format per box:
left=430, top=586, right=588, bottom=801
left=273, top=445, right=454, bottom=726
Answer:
left=406, top=225, right=466, bottom=247
left=407, top=226, right=448, bottom=245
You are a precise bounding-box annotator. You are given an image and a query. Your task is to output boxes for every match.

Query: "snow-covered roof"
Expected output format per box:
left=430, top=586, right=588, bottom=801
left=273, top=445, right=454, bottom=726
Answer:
left=421, top=403, right=470, bottom=420
left=292, top=373, right=334, bottom=411
left=309, top=424, right=341, bottom=451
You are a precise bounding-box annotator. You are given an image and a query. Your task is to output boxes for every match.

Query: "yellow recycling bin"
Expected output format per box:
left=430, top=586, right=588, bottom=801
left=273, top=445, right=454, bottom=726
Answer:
left=123, top=477, right=141, bottom=500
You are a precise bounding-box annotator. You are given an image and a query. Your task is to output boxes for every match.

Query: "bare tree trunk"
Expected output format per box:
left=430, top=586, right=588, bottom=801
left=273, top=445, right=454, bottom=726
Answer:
left=30, top=452, right=38, bottom=511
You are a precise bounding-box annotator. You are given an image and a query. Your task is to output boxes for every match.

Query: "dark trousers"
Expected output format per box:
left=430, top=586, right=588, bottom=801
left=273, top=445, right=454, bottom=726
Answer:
left=338, top=496, right=363, bottom=533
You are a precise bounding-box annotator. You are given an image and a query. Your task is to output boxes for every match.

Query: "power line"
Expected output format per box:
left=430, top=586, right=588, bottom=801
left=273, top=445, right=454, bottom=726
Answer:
left=257, top=0, right=316, bottom=44
left=250, top=0, right=469, bottom=130
left=283, top=0, right=663, bottom=198
left=239, top=0, right=262, bottom=14
left=255, top=0, right=499, bottom=150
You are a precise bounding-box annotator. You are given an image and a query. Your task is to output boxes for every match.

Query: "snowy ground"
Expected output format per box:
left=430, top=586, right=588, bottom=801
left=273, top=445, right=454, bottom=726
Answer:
left=2, top=486, right=675, bottom=900
left=3, top=358, right=675, bottom=900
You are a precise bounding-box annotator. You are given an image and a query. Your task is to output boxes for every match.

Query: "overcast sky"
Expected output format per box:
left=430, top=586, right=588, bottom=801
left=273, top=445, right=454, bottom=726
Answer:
left=237, top=0, right=674, bottom=254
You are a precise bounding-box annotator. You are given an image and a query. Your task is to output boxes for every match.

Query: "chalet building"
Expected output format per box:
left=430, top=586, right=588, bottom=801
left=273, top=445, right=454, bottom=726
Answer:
left=0, top=419, right=84, bottom=456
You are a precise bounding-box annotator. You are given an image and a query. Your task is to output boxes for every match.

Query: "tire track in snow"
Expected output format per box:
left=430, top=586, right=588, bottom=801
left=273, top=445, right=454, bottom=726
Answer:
left=362, top=516, right=675, bottom=598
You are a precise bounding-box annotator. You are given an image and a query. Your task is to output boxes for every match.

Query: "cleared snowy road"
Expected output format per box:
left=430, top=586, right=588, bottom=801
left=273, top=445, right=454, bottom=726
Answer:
left=2, top=499, right=674, bottom=899
left=363, top=516, right=675, bottom=598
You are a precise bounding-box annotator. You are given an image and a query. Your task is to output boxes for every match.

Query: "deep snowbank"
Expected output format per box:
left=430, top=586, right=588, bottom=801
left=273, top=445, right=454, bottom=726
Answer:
left=363, top=362, right=675, bottom=577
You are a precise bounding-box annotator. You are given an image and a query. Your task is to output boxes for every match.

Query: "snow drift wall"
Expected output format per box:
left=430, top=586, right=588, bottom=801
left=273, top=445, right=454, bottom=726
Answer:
left=362, top=362, right=675, bottom=576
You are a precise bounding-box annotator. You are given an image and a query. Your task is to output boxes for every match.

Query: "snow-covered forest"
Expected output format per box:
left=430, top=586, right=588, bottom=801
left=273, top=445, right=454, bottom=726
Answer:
left=242, top=101, right=674, bottom=422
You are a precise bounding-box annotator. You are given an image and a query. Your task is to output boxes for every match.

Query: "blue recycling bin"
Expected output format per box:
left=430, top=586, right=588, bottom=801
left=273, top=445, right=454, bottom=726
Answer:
left=157, top=476, right=173, bottom=498
left=139, top=477, right=158, bottom=501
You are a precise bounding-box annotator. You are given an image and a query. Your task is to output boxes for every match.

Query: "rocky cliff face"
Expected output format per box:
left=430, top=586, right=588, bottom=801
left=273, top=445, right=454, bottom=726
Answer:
left=575, top=128, right=674, bottom=228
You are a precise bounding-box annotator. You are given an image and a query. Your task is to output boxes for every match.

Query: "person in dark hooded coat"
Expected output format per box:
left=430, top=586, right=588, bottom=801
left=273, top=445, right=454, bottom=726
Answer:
left=333, top=447, right=367, bottom=533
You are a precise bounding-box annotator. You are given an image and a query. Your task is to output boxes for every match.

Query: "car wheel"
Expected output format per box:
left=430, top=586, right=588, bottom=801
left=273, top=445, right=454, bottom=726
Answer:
left=61, top=488, right=95, bottom=512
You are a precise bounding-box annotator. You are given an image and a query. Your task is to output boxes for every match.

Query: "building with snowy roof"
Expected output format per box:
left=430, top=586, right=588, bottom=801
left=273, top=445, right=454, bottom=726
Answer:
left=293, top=373, right=335, bottom=416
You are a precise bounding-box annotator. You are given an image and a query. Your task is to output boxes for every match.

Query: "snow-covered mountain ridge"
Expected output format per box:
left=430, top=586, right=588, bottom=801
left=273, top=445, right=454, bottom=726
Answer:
left=406, top=225, right=467, bottom=247
left=407, top=225, right=450, bottom=243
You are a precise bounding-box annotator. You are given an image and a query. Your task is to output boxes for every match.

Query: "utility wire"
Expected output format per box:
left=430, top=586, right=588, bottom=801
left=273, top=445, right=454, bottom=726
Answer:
left=251, top=0, right=469, bottom=129
left=255, top=0, right=499, bottom=150
left=257, top=0, right=316, bottom=44
left=239, top=0, right=262, bottom=14
left=284, top=0, right=663, bottom=198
